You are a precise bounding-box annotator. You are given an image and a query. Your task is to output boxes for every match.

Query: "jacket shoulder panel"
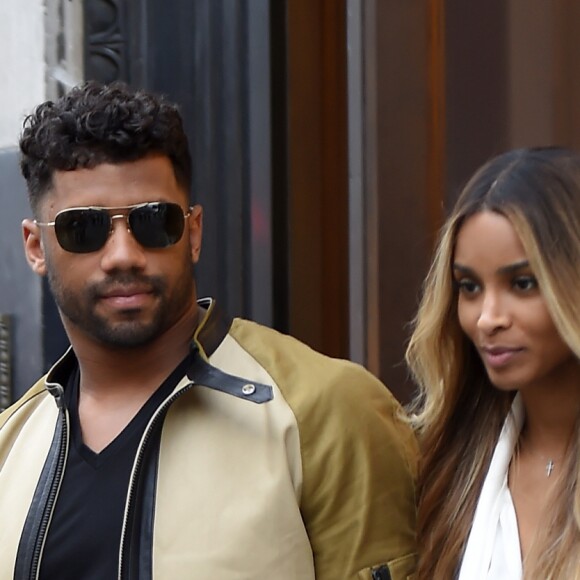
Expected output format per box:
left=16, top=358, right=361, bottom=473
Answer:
left=0, top=377, right=48, bottom=431
left=152, top=331, right=315, bottom=578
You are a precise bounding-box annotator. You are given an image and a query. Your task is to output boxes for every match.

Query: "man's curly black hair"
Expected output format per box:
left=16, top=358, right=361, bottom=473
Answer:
left=19, top=81, right=192, bottom=213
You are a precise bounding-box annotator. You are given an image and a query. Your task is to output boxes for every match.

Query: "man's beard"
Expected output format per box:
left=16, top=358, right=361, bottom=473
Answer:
left=46, top=259, right=195, bottom=349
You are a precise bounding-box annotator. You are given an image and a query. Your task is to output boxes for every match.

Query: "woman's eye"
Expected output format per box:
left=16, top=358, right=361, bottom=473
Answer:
left=455, top=279, right=480, bottom=295
left=513, top=275, right=538, bottom=292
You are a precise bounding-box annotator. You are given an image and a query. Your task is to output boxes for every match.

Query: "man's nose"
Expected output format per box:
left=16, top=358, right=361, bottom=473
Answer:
left=99, top=217, right=147, bottom=272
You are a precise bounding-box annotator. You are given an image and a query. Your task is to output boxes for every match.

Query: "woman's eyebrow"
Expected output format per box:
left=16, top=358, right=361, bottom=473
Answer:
left=497, top=260, right=530, bottom=274
left=452, top=263, right=473, bottom=275
left=452, top=260, right=530, bottom=276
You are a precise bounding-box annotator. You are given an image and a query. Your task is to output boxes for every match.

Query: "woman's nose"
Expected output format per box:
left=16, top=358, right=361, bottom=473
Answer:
left=476, top=291, right=511, bottom=334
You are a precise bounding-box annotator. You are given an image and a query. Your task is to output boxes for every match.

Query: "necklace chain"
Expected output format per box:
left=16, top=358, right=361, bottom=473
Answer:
left=516, top=435, right=564, bottom=478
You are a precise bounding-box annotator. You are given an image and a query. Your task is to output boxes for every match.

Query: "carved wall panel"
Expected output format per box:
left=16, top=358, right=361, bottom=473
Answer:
left=84, top=0, right=128, bottom=83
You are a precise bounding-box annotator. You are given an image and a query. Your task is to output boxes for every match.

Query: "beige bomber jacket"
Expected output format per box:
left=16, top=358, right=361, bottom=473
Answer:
left=0, top=298, right=418, bottom=579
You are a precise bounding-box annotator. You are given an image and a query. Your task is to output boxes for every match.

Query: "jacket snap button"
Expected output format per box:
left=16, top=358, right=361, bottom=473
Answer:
left=242, top=383, right=256, bottom=395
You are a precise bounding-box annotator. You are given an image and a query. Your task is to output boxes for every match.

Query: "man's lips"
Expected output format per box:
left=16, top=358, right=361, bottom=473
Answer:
left=100, top=286, right=153, bottom=299
left=98, top=286, right=155, bottom=309
left=480, top=346, right=524, bottom=368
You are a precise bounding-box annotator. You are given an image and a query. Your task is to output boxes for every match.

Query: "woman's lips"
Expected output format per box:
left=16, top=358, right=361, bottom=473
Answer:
left=480, top=347, right=524, bottom=368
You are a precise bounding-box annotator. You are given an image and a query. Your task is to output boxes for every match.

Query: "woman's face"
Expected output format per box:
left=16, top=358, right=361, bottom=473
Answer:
left=452, top=211, right=578, bottom=393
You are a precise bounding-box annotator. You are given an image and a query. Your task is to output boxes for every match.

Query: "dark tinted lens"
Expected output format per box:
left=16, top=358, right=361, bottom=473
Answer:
left=129, top=203, right=185, bottom=248
left=54, top=209, right=111, bottom=253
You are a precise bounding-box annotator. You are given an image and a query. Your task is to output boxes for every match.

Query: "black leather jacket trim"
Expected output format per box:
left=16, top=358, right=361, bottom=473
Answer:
left=14, top=407, right=69, bottom=580
left=186, top=353, right=273, bottom=403
left=194, top=297, right=232, bottom=358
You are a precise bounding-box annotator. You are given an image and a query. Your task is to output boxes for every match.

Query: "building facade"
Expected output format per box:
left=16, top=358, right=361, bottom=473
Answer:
left=2, top=0, right=580, bottom=409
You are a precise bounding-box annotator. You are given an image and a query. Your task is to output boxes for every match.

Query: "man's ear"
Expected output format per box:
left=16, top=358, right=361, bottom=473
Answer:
left=188, top=205, right=203, bottom=264
left=22, top=219, right=47, bottom=276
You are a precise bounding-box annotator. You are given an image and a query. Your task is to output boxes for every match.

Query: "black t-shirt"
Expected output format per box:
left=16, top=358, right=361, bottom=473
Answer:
left=39, top=355, right=191, bottom=580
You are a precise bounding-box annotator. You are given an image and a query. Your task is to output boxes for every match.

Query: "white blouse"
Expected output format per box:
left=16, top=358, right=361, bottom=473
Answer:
left=458, top=395, right=525, bottom=580
left=487, top=474, right=522, bottom=579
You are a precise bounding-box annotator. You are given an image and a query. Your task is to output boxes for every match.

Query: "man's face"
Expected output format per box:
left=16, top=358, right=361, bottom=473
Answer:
left=24, top=155, right=202, bottom=348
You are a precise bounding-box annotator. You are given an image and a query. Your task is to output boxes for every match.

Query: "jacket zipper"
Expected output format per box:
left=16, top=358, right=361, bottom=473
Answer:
left=118, top=382, right=194, bottom=580
left=29, top=402, right=69, bottom=580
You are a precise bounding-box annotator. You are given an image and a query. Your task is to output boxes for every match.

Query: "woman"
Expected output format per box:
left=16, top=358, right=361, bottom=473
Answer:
left=406, top=146, right=580, bottom=579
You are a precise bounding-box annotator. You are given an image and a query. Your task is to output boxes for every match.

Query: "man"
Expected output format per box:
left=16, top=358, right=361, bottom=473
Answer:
left=0, top=81, right=417, bottom=579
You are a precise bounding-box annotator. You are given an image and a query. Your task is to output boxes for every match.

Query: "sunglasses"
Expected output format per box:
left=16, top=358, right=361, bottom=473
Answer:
left=35, top=202, right=192, bottom=253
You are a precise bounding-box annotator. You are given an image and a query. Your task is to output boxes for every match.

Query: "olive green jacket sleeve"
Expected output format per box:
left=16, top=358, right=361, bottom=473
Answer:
left=230, top=319, right=418, bottom=580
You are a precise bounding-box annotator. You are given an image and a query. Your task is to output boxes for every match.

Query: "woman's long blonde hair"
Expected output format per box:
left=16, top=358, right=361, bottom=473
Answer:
left=407, top=147, right=580, bottom=579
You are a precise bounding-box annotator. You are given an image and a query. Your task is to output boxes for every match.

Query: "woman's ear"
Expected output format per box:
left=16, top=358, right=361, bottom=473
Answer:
left=22, top=219, right=47, bottom=276
left=188, top=205, right=203, bottom=264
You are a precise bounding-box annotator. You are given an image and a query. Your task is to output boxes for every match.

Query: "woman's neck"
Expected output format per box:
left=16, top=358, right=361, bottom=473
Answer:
left=518, top=379, right=579, bottom=462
